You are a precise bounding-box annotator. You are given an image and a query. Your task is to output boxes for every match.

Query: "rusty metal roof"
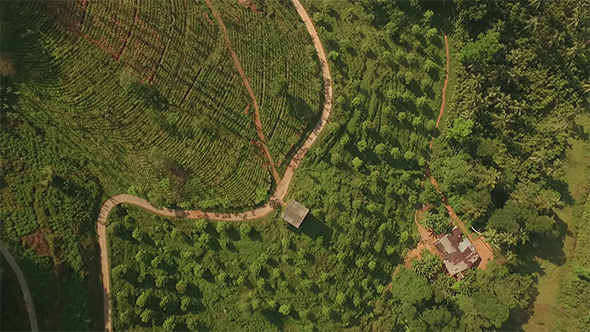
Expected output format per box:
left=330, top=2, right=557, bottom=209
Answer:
left=434, top=227, right=480, bottom=276
left=281, top=200, right=309, bottom=228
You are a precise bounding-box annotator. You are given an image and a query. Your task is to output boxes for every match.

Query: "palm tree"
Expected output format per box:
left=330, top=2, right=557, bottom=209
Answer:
left=491, top=111, right=515, bottom=130
left=547, top=31, right=565, bottom=49
left=462, top=200, right=483, bottom=220
left=567, top=8, right=581, bottom=29
left=499, top=232, right=518, bottom=247
left=477, top=167, right=501, bottom=190
left=516, top=228, right=530, bottom=245
left=510, top=100, right=527, bottom=117
left=528, top=0, right=542, bottom=11
left=525, top=16, right=540, bottom=33
left=483, top=229, right=501, bottom=249
left=529, top=149, right=549, bottom=164
left=495, top=94, right=512, bottom=113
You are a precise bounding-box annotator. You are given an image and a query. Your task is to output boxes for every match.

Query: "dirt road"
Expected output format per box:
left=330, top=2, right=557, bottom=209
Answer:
left=418, top=32, right=494, bottom=269
left=430, top=34, right=450, bottom=151
left=0, top=241, right=39, bottom=332
left=99, top=1, right=331, bottom=330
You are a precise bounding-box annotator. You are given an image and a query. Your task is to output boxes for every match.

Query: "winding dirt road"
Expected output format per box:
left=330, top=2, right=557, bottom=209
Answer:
left=98, top=1, right=331, bottom=330
left=0, top=241, right=39, bottom=332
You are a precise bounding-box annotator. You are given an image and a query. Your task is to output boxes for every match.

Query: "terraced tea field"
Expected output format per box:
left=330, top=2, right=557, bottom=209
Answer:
left=2, top=0, right=322, bottom=211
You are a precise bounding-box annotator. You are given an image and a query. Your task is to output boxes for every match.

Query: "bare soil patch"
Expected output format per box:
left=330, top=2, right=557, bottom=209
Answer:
left=22, top=230, right=51, bottom=257
left=238, top=0, right=261, bottom=13
left=472, top=236, right=494, bottom=270
left=405, top=242, right=427, bottom=268
left=0, top=52, right=17, bottom=77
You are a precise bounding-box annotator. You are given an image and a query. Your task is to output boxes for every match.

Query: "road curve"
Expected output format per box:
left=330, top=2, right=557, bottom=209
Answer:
left=98, top=1, right=332, bottom=330
left=0, top=241, right=39, bottom=332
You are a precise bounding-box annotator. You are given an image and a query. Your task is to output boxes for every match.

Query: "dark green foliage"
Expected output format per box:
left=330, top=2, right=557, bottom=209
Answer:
left=129, top=82, right=169, bottom=112
left=431, top=0, right=588, bottom=258
left=390, top=269, right=432, bottom=306
left=1, top=0, right=322, bottom=213
left=0, top=256, right=30, bottom=331
left=2, top=0, right=586, bottom=331
left=110, top=205, right=403, bottom=331
left=446, top=117, right=474, bottom=142
left=488, top=200, right=555, bottom=235
left=0, top=0, right=320, bottom=330
left=375, top=261, right=532, bottom=332
left=420, top=211, right=452, bottom=235
left=411, top=250, right=442, bottom=280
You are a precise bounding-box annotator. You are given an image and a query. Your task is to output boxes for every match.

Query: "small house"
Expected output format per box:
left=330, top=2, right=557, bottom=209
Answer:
left=434, top=227, right=480, bottom=278
left=281, top=200, right=309, bottom=228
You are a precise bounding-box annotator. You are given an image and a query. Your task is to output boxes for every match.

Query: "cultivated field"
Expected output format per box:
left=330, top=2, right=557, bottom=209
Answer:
left=2, top=0, right=322, bottom=212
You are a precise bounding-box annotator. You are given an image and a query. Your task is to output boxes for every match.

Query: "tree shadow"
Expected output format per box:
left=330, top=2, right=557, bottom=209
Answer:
left=297, top=214, right=334, bottom=248
left=571, top=122, right=589, bottom=141
left=226, top=227, right=240, bottom=242
left=248, top=229, right=263, bottom=242
left=327, top=9, right=340, bottom=21
left=261, top=309, right=284, bottom=330
left=551, top=177, right=575, bottom=206
left=515, top=212, right=571, bottom=281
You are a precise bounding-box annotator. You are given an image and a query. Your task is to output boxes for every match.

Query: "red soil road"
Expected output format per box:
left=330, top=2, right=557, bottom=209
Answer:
left=425, top=168, right=494, bottom=269
left=430, top=34, right=450, bottom=151
left=420, top=31, right=495, bottom=270
left=98, top=1, right=332, bottom=330
left=204, top=0, right=280, bottom=184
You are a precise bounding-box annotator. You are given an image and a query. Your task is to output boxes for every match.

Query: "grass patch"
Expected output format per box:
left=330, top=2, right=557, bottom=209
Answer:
left=520, top=114, right=590, bottom=332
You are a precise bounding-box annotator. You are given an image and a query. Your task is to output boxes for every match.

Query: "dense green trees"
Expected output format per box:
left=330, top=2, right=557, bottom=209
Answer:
left=458, top=30, right=502, bottom=66
left=430, top=0, right=588, bottom=262
left=0, top=0, right=322, bottom=328
left=373, top=261, right=533, bottom=332
left=113, top=205, right=398, bottom=331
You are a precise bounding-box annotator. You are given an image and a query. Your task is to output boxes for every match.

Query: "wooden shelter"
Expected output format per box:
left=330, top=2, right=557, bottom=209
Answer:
left=281, top=200, right=309, bottom=228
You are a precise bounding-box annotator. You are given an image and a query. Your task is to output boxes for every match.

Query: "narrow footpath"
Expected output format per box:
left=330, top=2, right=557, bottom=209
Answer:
left=419, top=32, right=494, bottom=270
left=0, top=241, right=39, bottom=332
left=98, top=1, right=331, bottom=330
left=204, top=0, right=280, bottom=184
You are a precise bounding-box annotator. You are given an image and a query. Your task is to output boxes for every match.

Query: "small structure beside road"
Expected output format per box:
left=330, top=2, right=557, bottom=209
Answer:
left=434, top=227, right=480, bottom=278
left=281, top=200, right=309, bottom=228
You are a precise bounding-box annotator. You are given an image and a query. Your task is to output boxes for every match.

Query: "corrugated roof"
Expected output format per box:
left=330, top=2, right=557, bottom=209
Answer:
left=439, top=236, right=457, bottom=255
left=281, top=200, right=309, bottom=228
left=434, top=227, right=480, bottom=276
